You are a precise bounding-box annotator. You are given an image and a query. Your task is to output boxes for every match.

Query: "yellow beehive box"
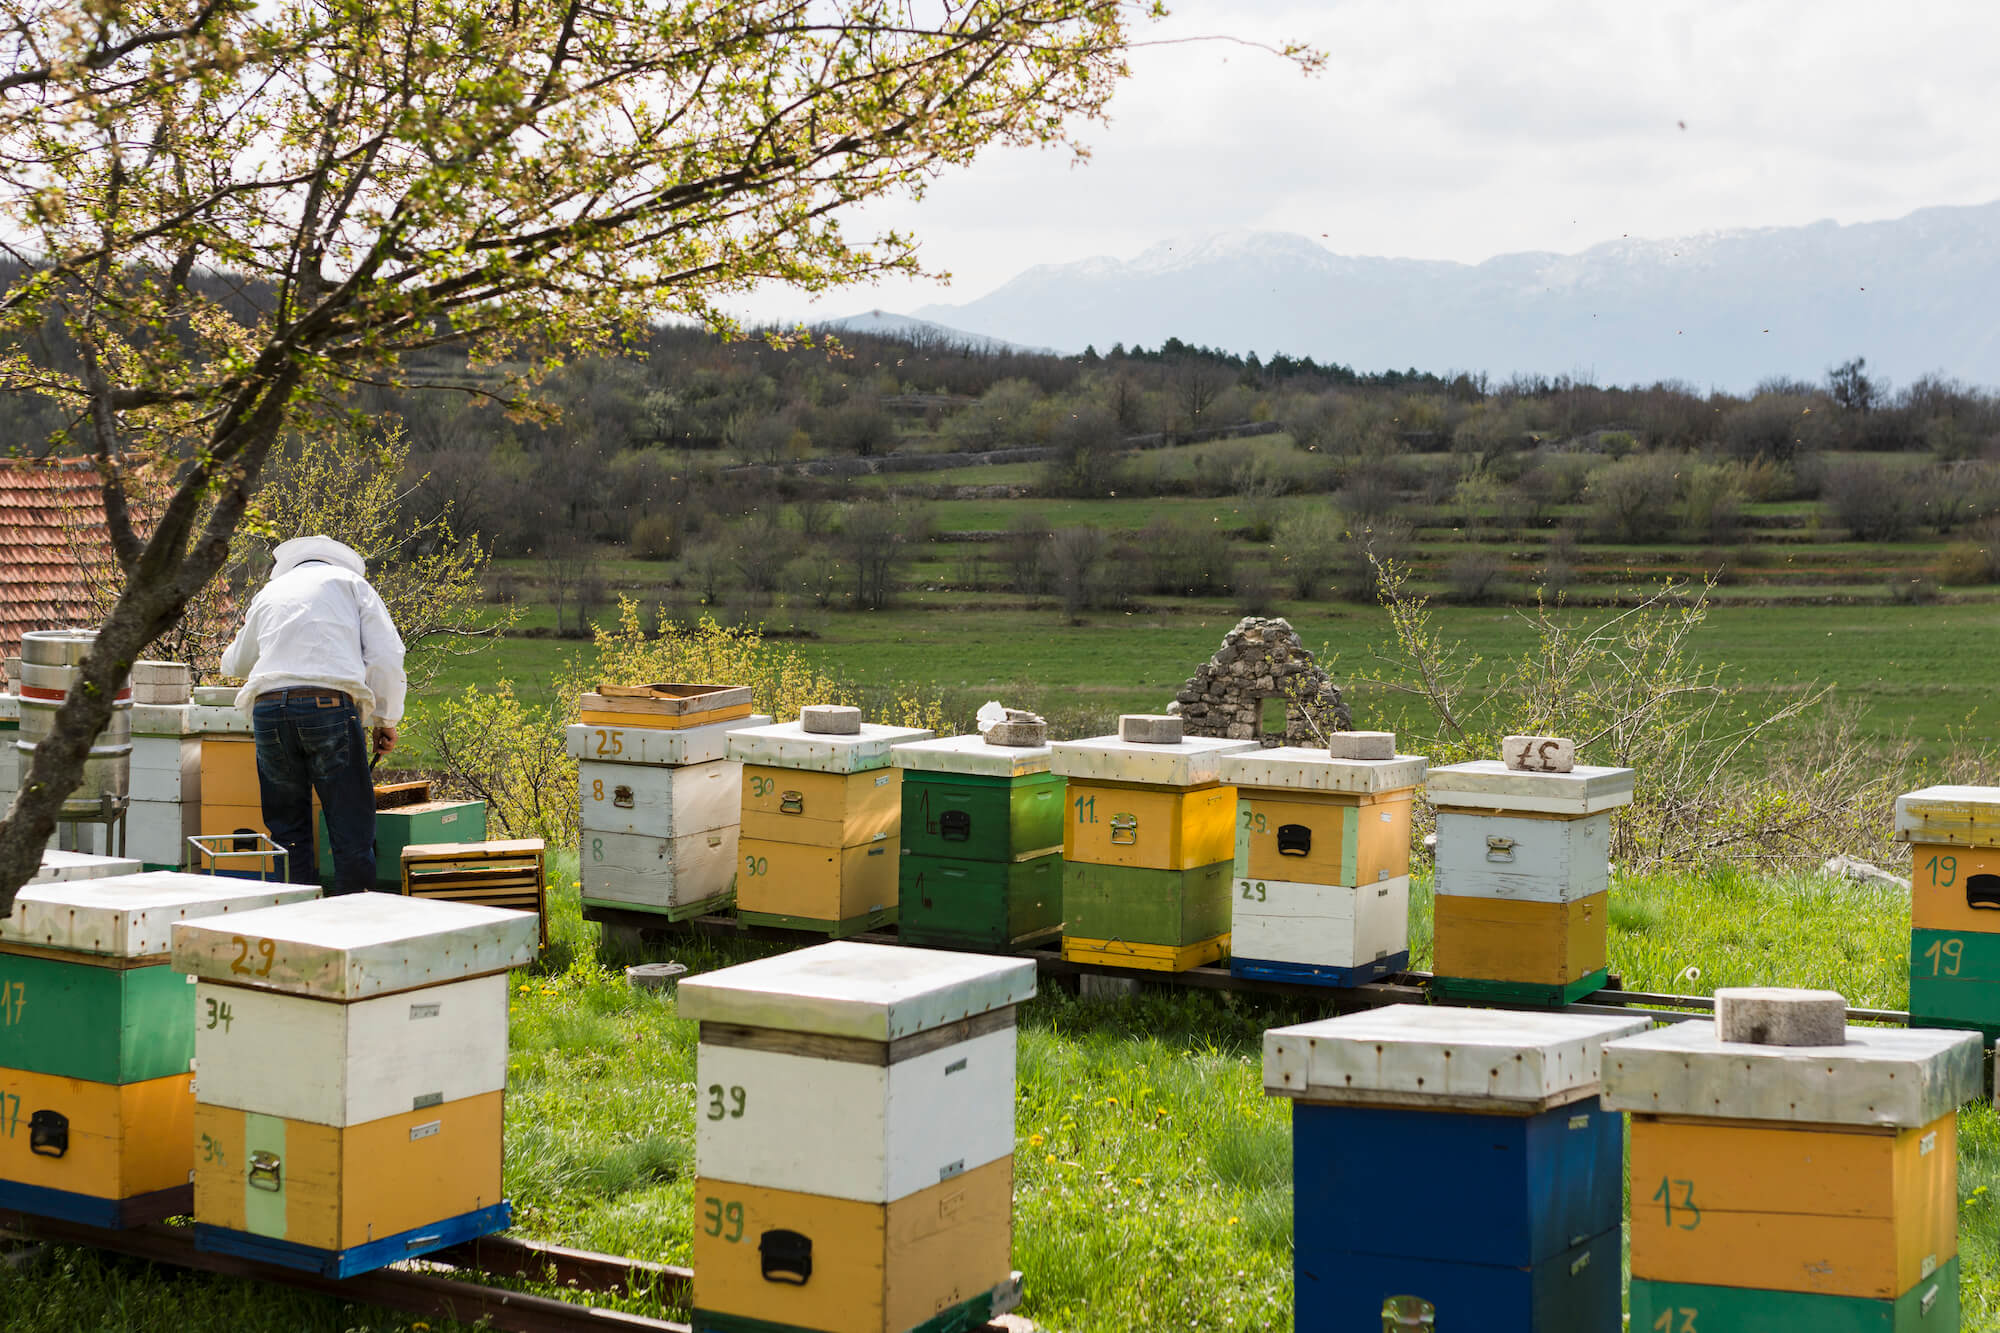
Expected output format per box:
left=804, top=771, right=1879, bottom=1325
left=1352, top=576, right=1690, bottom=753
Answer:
left=1430, top=892, right=1607, bottom=986
left=0, top=1067, right=196, bottom=1225
left=1909, top=842, right=2000, bottom=933
left=739, top=765, right=901, bottom=848
left=1236, top=789, right=1415, bottom=886
left=736, top=837, right=898, bottom=933
left=1063, top=781, right=1236, bottom=871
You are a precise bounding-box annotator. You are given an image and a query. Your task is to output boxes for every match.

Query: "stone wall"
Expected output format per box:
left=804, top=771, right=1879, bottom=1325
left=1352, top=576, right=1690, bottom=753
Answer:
left=1168, top=616, right=1351, bottom=746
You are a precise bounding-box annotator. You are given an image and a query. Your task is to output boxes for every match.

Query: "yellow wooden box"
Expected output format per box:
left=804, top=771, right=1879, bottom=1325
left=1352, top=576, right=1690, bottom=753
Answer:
left=1910, top=842, right=2000, bottom=933
left=1431, top=891, right=1607, bottom=985
left=192, top=1090, right=503, bottom=1252
left=736, top=837, right=899, bottom=923
left=579, top=703, right=753, bottom=731
left=1060, top=934, right=1229, bottom=973
left=0, top=1067, right=194, bottom=1205
left=1239, top=790, right=1413, bottom=886
left=741, top=766, right=901, bottom=849
left=1629, top=1112, right=1956, bottom=1300
left=1064, top=781, right=1236, bottom=871
left=691, top=1157, right=1012, bottom=1333
left=200, top=738, right=262, bottom=808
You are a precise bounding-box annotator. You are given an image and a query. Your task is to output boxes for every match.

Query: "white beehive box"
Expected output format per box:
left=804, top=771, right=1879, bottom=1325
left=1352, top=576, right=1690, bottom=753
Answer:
left=129, top=704, right=200, bottom=803
left=1218, top=747, right=1427, bottom=794
left=171, top=894, right=539, bottom=1001
left=1263, top=1004, right=1651, bottom=1112
left=1601, top=1021, right=1982, bottom=1128
left=185, top=704, right=252, bottom=736
left=3, top=871, right=316, bottom=957
left=682, top=942, right=1035, bottom=1203
left=1427, top=761, right=1635, bottom=816
left=1048, top=733, right=1257, bottom=788
left=125, top=800, right=196, bottom=867
left=1232, top=875, right=1410, bottom=969
left=891, top=733, right=1055, bottom=778
left=580, top=825, right=739, bottom=909
left=726, top=720, right=935, bottom=775
left=1893, top=785, right=2000, bottom=848
left=192, top=973, right=507, bottom=1126
left=566, top=714, right=772, bottom=768
left=578, top=758, right=742, bottom=839
left=1433, top=809, right=1612, bottom=902
left=29, top=849, right=144, bottom=883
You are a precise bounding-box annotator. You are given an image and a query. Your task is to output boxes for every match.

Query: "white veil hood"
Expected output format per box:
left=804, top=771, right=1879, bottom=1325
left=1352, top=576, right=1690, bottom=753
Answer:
left=271, top=535, right=366, bottom=580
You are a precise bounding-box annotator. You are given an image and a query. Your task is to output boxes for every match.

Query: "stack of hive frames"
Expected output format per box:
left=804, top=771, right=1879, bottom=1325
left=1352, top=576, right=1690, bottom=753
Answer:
left=890, top=734, right=1064, bottom=952
left=1426, top=758, right=1634, bottom=1006
left=0, top=872, right=314, bottom=1226
left=316, top=782, right=487, bottom=891
left=127, top=699, right=201, bottom=869
left=726, top=717, right=934, bottom=935
left=401, top=839, right=548, bottom=943
left=680, top=941, right=1032, bottom=1333
left=1605, top=1008, right=1980, bottom=1332
left=1049, top=724, right=1257, bottom=971
left=173, top=893, right=538, bottom=1277
left=566, top=707, right=772, bottom=919
left=1896, top=785, right=2000, bottom=1041
left=1264, top=1004, right=1648, bottom=1333
left=1218, top=742, right=1426, bottom=986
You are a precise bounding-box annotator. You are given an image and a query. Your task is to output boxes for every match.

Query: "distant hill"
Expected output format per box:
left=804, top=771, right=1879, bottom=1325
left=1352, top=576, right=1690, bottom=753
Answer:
left=815, top=309, right=1051, bottom=356
left=906, top=202, right=2000, bottom=390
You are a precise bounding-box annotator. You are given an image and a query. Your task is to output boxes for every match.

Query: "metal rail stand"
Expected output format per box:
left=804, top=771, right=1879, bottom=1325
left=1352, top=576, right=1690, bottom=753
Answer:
left=183, top=832, right=290, bottom=883
left=54, top=791, right=129, bottom=859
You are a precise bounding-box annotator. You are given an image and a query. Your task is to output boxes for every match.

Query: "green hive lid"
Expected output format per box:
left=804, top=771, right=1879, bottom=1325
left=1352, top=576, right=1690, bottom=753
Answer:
left=891, top=733, right=1054, bottom=778
left=564, top=714, right=772, bottom=767
left=171, top=893, right=539, bottom=1000
left=1264, top=1004, right=1651, bottom=1112
left=678, top=941, right=1036, bottom=1040
left=3, top=872, right=317, bottom=957
left=1427, top=760, right=1635, bottom=815
left=1048, top=733, right=1258, bottom=788
left=31, top=850, right=144, bottom=883
left=1219, top=746, right=1426, bottom=794
left=1600, top=1021, right=1982, bottom=1128
left=1894, top=785, right=2000, bottom=847
left=725, top=719, right=935, bottom=774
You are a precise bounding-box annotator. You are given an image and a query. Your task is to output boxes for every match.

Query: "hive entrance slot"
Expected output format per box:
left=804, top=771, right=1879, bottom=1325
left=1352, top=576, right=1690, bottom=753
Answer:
left=1277, top=824, right=1312, bottom=856
left=760, top=1229, right=812, bottom=1284
left=940, top=810, right=972, bottom=841
left=28, top=1110, right=67, bottom=1158
left=1969, top=874, right=2000, bottom=910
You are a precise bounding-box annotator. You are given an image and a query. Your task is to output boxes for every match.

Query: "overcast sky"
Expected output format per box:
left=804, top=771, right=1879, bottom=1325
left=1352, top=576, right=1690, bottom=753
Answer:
left=733, top=0, right=2000, bottom=326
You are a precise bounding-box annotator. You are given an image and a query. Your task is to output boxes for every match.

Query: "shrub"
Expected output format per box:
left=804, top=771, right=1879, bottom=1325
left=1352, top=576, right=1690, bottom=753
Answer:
left=1274, top=507, right=1345, bottom=599
left=1040, top=527, right=1126, bottom=618
left=630, top=514, right=678, bottom=561
left=1137, top=517, right=1234, bottom=596
left=1333, top=516, right=1413, bottom=602
left=1823, top=460, right=1920, bottom=541
left=1587, top=453, right=1680, bottom=543
left=1936, top=542, right=1994, bottom=586
left=1887, top=576, right=1939, bottom=605
left=1444, top=550, right=1507, bottom=604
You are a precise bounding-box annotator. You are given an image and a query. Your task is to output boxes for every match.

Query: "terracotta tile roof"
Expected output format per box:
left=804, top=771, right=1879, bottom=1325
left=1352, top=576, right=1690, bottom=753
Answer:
left=0, top=458, right=118, bottom=657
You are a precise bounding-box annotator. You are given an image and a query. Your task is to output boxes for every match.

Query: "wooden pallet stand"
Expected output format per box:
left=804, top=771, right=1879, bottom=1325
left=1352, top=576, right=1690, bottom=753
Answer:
left=1263, top=1004, right=1649, bottom=1333
left=1051, top=717, right=1255, bottom=974
left=402, top=839, right=549, bottom=943
left=1897, top=785, right=2000, bottom=1041
left=726, top=715, right=933, bottom=935
left=1605, top=990, right=1981, bottom=1332
left=892, top=731, right=1063, bottom=953
left=1218, top=741, right=1425, bottom=987
left=1427, top=749, right=1633, bottom=1007
left=680, top=941, right=1034, bottom=1333
left=0, top=872, right=314, bottom=1227
left=171, top=894, right=538, bottom=1276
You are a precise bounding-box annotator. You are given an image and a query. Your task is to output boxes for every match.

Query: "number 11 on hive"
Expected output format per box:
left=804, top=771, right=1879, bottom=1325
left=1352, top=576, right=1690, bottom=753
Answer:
left=1074, top=795, right=1096, bottom=824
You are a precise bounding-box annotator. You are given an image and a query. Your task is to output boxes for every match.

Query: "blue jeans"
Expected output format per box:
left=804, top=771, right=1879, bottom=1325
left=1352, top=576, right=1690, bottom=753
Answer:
left=253, top=692, right=376, bottom=895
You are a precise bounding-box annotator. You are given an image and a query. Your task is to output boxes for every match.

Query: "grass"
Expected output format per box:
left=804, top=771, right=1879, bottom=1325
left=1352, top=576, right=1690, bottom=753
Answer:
left=9, top=853, right=1998, bottom=1332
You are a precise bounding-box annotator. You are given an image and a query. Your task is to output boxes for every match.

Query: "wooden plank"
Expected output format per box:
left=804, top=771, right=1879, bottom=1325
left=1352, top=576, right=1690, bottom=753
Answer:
left=697, top=1007, right=1016, bottom=1067
left=402, top=839, right=546, bottom=862
left=1059, top=933, right=1227, bottom=972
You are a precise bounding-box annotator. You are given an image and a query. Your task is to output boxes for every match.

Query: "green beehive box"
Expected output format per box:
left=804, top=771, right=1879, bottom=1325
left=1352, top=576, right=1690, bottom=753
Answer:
left=899, top=850, right=1063, bottom=951
left=317, top=798, right=487, bottom=890
left=1063, top=860, right=1232, bottom=948
left=1909, top=927, right=2000, bottom=1042
left=0, top=953, right=191, bottom=1084
left=1631, top=1257, right=1958, bottom=1333
left=900, top=770, right=1064, bottom=863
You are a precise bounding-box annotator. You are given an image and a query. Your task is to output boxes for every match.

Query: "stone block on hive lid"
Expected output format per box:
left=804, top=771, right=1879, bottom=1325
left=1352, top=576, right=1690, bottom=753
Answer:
left=130, top=661, right=192, bottom=706
left=1502, top=735, right=1576, bottom=773
left=1263, top=1005, right=1647, bottom=1333
left=980, top=705, right=1047, bottom=749
left=1327, top=730, right=1396, bottom=761
left=799, top=703, right=863, bottom=736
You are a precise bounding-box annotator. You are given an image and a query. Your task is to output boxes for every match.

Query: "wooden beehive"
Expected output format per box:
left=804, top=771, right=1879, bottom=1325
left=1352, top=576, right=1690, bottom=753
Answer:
left=0, top=872, right=315, bottom=1227
left=189, top=705, right=267, bottom=859
left=578, top=682, right=753, bottom=730
left=1265, top=1004, right=1649, bottom=1333
left=1048, top=729, right=1256, bottom=972
left=725, top=718, right=933, bottom=935
left=680, top=941, right=1032, bottom=1333
left=171, top=893, right=537, bottom=1277
left=126, top=703, right=201, bottom=869
left=1427, top=759, right=1633, bottom=1006
left=1605, top=1014, right=1980, bottom=1330
left=567, top=712, right=769, bottom=920
left=401, top=839, right=547, bottom=942
left=1896, top=785, right=2000, bottom=1042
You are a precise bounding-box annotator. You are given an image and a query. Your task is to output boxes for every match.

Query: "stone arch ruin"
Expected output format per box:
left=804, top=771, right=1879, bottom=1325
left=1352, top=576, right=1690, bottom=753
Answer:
left=1168, top=616, right=1351, bottom=747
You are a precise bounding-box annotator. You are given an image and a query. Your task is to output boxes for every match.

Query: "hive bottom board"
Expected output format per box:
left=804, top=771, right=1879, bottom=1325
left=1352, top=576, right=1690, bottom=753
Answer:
left=194, top=1202, right=513, bottom=1278
left=693, top=1276, right=1019, bottom=1333
left=580, top=890, right=735, bottom=921
left=0, top=1068, right=196, bottom=1218
left=738, top=906, right=899, bottom=937
left=1294, top=1229, right=1620, bottom=1333
left=898, top=853, right=1061, bottom=952
left=1428, top=970, right=1610, bottom=1007
left=1630, top=1261, right=1959, bottom=1333
left=1061, top=934, right=1228, bottom=972
left=690, top=1158, right=1012, bottom=1333
left=1229, top=951, right=1408, bottom=988
left=0, top=1180, right=191, bottom=1229
left=1061, top=860, right=1231, bottom=947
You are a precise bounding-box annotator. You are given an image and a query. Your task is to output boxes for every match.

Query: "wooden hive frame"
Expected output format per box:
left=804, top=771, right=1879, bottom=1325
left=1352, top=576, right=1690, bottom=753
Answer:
left=399, top=840, right=547, bottom=944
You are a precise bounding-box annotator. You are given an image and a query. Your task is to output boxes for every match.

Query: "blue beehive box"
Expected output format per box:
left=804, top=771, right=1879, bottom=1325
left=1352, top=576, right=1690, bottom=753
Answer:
left=1263, top=1005, right=1650, bottom=1333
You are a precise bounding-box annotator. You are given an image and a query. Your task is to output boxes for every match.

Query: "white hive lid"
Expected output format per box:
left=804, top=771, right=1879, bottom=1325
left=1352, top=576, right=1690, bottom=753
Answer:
left=1427, top=760, right=1635, bottom=815
left=128, top=703, right=194, bottom=736
left=565, top=714, right=773, bottom=767
left=1219, top=746, right=1426, bottom=795
left=1263, top=1004, right=1651, bottom=1112
left=1048, top=733, right=1257, bottom=788
left=31, top=850, right=144, bottom=883
left=678, top=941, right=1037, bottom=1041
left=891, top=733, right=1054, bottom=778
left=3, top=872, right=318, bottom=958
left=1893, top=785, right=2000, bottom=847
left=1600, top=1020, right=1982, bottom=1128
left=185, top=703, right=252, bottom=735
left=171, top=893, right=539, bottom=1000
left=726, top=719, right=934, bottom=774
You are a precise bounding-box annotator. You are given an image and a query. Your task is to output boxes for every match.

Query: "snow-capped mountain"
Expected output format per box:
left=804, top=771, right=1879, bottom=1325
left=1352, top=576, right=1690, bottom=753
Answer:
left=910, top=202, right=2000, bottom=389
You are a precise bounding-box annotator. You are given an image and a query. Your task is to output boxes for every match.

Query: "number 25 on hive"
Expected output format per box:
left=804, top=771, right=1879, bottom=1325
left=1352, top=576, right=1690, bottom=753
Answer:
left=1653, top=1311, right=1697, bottom=1333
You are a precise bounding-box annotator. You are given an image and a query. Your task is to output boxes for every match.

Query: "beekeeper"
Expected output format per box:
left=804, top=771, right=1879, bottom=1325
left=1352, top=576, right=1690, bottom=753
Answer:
left=220, top=536, right=406, bottom=895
